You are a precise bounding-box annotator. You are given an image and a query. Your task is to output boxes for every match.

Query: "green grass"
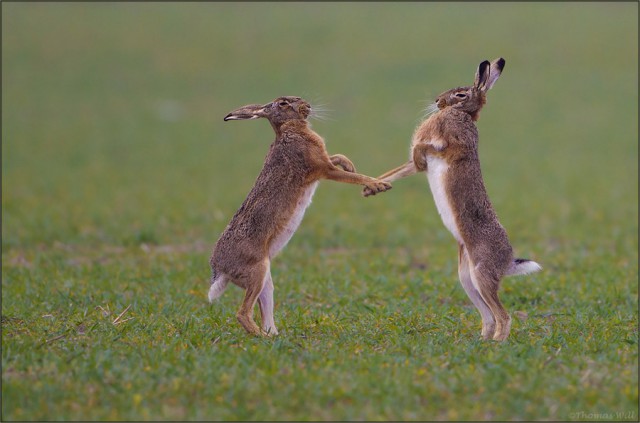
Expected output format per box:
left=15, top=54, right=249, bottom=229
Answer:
left=2, top=2, right=638, bottom=421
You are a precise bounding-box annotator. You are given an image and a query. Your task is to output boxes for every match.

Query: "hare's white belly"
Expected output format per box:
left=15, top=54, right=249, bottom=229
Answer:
left=426, top=156, right=462, bottom=243
left=269, top=181, right=319, bottom=258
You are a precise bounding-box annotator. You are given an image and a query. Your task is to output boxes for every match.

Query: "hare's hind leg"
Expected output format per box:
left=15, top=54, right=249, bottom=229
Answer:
left=470, top=264, right=511, bottom=341
left=236, top=260, right=269, bottom=336
left=457, top=245, right=495, bottom=340
left=257, top=266, right=278, bottom=336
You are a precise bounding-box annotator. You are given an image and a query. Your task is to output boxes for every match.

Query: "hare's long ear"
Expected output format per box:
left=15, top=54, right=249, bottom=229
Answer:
left=482, top=58, right=506, bottom=92
left=473, top=60, right=491, bottom=91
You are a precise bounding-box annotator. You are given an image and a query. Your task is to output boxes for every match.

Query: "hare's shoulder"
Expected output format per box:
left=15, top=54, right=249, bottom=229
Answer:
left=413, top=110, right=477, bottom=150
left=282, top=128, right=326, bottom=148
left=260, top=137, right=319, bottom=182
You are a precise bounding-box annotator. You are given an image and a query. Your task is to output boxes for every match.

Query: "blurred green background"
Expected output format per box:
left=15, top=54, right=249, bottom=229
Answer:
left=2, top=2, right=637, bottom=421
left=3, top=2, right=637, bottom=250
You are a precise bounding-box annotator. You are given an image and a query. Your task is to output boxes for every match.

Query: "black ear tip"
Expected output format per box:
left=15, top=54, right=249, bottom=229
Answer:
left=497, top=58, right=506, bottom=70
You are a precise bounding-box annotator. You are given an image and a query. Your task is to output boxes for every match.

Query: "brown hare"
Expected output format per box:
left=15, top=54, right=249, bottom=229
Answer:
left=210, top=96, right=392, bottom=336
left=365, top=58, right=541, bottom=341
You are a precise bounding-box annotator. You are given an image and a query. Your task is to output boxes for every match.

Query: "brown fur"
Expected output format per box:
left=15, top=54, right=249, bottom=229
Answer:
left=365, top=59, right=541, bottom=341
left=210, top=96, right=391, bottom=336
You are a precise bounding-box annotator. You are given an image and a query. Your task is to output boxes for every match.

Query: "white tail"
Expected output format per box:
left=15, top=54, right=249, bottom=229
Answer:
left=506, top=259, right=542, bottom=276
left=208, top=275, right=229, bottom=303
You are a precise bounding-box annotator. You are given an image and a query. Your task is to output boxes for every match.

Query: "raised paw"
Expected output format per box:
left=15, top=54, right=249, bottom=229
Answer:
left=337, top=161, right=355, bottom=173
left=363, top=181, right=391, bottom=197
left=362, top=186, right=375, bottom=197
left=330, top=154, right=356, bottom=173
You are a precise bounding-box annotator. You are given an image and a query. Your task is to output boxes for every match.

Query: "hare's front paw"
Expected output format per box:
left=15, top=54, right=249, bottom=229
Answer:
left=362, top=186, right=375, bottom=197
left=340, top=163, right=355, bottom=173
left=413, top=153, right=428, bottom=172
left=330, top=154, right=356, bottom=173
left=363, top=181, right=391, bottom=197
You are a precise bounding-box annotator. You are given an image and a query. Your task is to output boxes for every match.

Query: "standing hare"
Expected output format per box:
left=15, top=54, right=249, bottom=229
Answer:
left=365, top=58, right=541, bottom=341
left=210, top=96, right=392, bottom=336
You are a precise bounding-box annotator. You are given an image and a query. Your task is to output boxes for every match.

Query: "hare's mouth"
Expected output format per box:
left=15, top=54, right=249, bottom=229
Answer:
left=224, top=114, right=260, bottom=121
left=223, top=104, right=266, bottom=121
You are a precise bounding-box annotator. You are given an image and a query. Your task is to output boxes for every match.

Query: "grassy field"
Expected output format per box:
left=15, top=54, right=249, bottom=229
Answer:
left=2, top=2, right=638, bottom=421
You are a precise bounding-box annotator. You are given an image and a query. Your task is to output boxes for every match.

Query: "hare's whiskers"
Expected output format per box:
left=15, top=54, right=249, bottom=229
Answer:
left=310, top=103, right=334, bottom=122
left=422, top=102, right=439, bottom=118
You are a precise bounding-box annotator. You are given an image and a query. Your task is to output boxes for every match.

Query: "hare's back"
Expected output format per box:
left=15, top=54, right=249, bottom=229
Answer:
left=214, top=145, right=312, bottom=257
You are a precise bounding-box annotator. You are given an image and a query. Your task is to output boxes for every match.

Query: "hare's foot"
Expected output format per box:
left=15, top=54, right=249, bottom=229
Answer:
left=470, top=264, right=510, bottom=342
left=481, top=321, right=496, bottom=340
left=263, top=325, right=279, bottom=336
left=492, top=316, right=511, bottom=341
left=237, top=313, right=263, bottom=336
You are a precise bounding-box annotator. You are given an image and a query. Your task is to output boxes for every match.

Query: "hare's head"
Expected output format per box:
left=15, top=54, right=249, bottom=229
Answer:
left=224, top=96, right=312, bottom=128
left=432, top=58, right=505, bottom=121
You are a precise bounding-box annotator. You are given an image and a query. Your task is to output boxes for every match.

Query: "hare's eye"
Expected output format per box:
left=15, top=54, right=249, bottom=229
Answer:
left=279, top=101, right=288, bottom=107
left=455, top=93, right=467, bottom=98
